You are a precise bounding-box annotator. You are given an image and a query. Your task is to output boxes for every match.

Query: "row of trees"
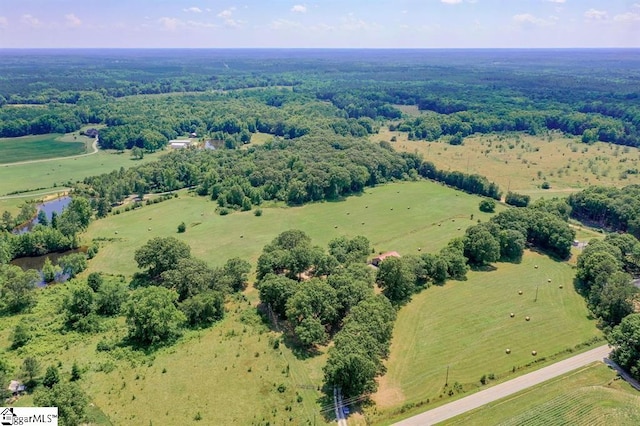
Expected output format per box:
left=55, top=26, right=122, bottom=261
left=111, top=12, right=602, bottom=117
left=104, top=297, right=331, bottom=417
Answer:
left=568, top=185, right=640, bottom=238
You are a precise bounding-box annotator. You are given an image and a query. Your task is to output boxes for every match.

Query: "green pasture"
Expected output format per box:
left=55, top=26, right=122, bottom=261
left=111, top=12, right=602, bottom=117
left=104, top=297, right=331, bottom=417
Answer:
left=373, top=250, right=601, bottom=421
left=444, top=362, right=640, bottom=425
left=373, top=130, right=640, bottom=197
left=0, top=149, right=163, bottom=207
left=0, top=133, right=89, bottom=164
left=83, top=180, right=499, bottom=277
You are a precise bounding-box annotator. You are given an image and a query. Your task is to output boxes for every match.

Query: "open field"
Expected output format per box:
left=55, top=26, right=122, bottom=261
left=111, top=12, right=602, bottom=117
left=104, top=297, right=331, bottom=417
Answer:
left=0, top=133, right=90, bottom=164
left=372, top=129, right=640, bottom=198
left=83, top=180, right=500, bottom=277
left=371, top=250, right=601, bottom=423
left=0, top=282, right=329, bottom=425
left=0, top=149, right=164, bottom=212
left=443, top=362, right=640, bottom=425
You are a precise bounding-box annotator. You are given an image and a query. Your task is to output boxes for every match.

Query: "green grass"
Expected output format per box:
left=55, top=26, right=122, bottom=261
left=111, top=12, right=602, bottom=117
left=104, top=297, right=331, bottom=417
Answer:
left=0, top=282, right=329, bottom=425
left=83, top=181, right=499, bottom=276
left=0, top=149, right=163, bottom=204
left=371, top=251, right=601, bottom=422
left=0, top=133, right=89, bottom=164
left=372, top=130, right=640, bottom=198
left=443, top=362, right=640, bottom=425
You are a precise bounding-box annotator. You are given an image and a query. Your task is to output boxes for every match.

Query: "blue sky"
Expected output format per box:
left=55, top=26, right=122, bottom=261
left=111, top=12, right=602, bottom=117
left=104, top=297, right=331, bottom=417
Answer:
left=0, top=0, right=638, bottom=48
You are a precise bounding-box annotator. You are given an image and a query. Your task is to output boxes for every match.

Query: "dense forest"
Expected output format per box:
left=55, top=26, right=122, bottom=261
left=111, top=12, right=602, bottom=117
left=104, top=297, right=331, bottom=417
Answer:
left=0, top=49, right=639, bottom=148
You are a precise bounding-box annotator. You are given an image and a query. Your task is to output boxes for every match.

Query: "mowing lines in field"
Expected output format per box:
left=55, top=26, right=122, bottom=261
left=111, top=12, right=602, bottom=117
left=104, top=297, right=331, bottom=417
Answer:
left=498, top=388, right=606, bottom=426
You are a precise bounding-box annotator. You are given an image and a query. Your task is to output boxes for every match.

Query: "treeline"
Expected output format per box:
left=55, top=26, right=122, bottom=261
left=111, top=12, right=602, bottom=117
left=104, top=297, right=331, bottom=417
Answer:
left=576, top=234, right=639, bottom=328
left=394, top=109, right=637, bottom=147
left=417, top=161, right=501, bottom=200
left=568, top=185, right=640, bottom=238
left=76, top=135, right=416, bottom=211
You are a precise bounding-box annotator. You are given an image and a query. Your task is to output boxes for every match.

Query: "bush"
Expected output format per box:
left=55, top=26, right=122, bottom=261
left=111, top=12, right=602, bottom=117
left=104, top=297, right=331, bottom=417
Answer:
left=479, top=199, right=496, bottom=213
left=505, top=191, right=531, bottom=207
left=254, top=208, right=263, bottom=217
left=541, top=181, right=551, bottom=189
left=177, top=222, right=186, bottom=233
left=219, top=208, right=230, bottom=216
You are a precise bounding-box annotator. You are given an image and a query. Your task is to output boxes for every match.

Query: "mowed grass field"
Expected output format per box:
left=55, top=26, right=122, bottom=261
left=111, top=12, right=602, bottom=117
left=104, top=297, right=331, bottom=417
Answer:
left=0, top=133, right=90, bottom=164
left=84, top=180, right=499, bottom=276
left=371, top=127, right=640, bottom=198
left=372, top=251, right=601, bottom=422
left=443, top=362, right=640, bottom=425
left=0, top=149, right=164, bottom=212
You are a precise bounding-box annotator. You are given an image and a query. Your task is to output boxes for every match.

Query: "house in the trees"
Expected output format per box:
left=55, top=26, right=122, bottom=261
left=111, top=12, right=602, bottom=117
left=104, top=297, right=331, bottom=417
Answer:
left=371, top=251, right=401, bottom=267
left=7, top=380, right=26, bottom=396
left=84, top=128, right=99, bottom=138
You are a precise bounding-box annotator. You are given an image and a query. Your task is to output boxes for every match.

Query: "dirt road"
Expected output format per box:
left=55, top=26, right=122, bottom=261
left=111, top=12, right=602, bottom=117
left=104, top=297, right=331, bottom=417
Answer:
left=394, top=344, right=611, bottom=425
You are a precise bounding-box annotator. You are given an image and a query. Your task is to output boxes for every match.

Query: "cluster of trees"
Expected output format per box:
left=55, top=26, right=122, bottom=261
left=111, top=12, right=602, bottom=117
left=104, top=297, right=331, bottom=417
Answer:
left=0, top=197, right=92, bottom=262
left=568, top=185, right=640, bottom=238
left=504, top=192, right=531, bottom=208
left=76, top=135, right=415, bottom=213
left=127, top=237, right=250, bottom=344
left=0, top=264, right=40, bottom=314
left=576, top=234, right=640, bottom=328
left=418, top=161, right=502, bottom=200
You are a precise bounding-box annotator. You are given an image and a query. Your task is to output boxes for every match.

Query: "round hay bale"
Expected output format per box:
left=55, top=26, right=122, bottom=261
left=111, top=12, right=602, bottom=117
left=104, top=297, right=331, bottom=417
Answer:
left=115, top=231, right=118, bottom=234
left=407, top=207, right=410, bottom=209
left=510, top=312, right=515, bottom=318
left=525, top=316, right=531, bottom=321
left=148, top=217, right=152, bottom=220
left=559, top=284, right=563, bottom=289
left=347, top=212, right=350, bottom=215
left=365, top=206, right=368, bottom=208
left=390, top=208, right=393, bottom=211
left=532, top=350, right=537, bottom=356
left=148, top=228, right=151, bottom=231
left=457, top=227, right=461, bottom=231
left=418, top=247, right=422, bottom=251
left=518, top=290, right=523, bottom=295
left=240, top=235, right=243, bottom=238
left=547, top=278, right=551, bottom=283
left=438, top=224, right=441, bottom=227
left=361, top=222, right=365, bottom=225
left=334, top=225, right=338, bottom=228
left=534, top=265, right=538, bottom=269
left=506, top=348, right=511, bottom=354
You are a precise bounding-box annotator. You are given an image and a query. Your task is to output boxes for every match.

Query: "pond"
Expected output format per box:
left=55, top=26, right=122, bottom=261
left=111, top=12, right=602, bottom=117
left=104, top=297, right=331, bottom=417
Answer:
left=10, top=246, right=87, bottom=286
left=15, top=195, right=71, bottom=234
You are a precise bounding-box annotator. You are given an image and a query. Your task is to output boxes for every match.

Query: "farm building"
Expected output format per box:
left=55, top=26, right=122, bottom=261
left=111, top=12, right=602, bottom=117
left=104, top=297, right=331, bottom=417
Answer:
left=371, top=251, right=401, bottom=267
left=169, top=140, right=193, bottom=149
left=7, top=380, right=26, bottom=395
left=84, top=128, right=99, bottom=138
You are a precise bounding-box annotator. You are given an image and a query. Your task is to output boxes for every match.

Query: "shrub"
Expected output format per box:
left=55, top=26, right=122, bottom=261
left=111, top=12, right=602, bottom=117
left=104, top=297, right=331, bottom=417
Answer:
left=479, top=199, right=496, bottom=213
left=177, top=222, right=186, bottom=233
left=254, top=208, right=263, bottom=217
left=505, top=191, right=530, bottom=207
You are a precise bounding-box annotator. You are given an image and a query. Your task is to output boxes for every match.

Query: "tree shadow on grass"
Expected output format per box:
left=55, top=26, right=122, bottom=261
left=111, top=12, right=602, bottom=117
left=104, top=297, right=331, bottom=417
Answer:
left=469, top=264, right=498, bottom=272
left=255, top=303, right=322, bottom=360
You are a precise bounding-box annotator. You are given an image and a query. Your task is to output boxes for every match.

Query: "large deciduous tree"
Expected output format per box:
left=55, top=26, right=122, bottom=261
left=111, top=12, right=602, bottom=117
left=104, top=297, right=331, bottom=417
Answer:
left=134, top=237, right=191, bottom=279
left=609, top=313, right=640, bottom=381
left=125, top=286, right=185, bottom=345
left=376, top=256, right=416, bottom=305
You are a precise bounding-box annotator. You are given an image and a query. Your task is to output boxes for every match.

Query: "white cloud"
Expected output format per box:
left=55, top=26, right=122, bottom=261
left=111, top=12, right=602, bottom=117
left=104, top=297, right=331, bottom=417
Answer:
left=158, top=17, right=182, bottom=31
left=584, top=8, right=608, bottom=21
left=217, top=7, right=236, bottom=19
left=545, top=0, right=565, bottom=3
left=270, top=19, right=302, bottom=30
left=441, top=0, right=463, bottom=4
left=217, top=7, right=244, bottom=28
left=291, top=5, right=307, bottom=13
left=513, top=13, right=555, bottom=26
left=0, top=17, right=7, bottom=28
left=65, top=13, right=81, bottom=28
left=340, top=14, right=378, bottom=31
left=614, top=12, right=640, bottom=22
left=634, top=3, right=640, bottom=9
left=20, top=14, right=41, bottom=28
left=184, top=7, right=202, bottom=13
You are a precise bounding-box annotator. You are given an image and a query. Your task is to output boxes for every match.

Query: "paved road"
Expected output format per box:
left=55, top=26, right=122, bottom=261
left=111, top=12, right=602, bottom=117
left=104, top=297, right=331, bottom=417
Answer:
left=334, top=387, right=347, bottom=426
left=394, top=344, right=611, bottom=426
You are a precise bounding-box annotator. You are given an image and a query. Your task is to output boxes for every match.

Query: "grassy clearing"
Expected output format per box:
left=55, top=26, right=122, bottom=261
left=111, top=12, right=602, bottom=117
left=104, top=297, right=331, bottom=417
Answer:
left=83, top=180, right=499, bottom=277
left=371, top=250, right=601, bottom=422
left=443, top=362, right=640, bottom=425
left=0, top=149, right=163, bottom=204
left=0, top=282, right=328, bottom=425
left=372, top=129, right=640, bottom=198
left=0, top=133, right=89, bottom=164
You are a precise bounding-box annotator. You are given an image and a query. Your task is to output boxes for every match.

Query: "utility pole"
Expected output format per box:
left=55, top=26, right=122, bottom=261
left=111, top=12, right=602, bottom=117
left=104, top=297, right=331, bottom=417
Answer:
left=445, top=365, right=450, bottom=387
